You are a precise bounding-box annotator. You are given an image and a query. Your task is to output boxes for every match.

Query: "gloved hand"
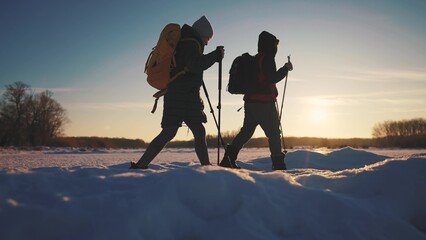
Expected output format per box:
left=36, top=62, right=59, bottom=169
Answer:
left=285, top=61, right=293, bottom=71
left=216, top=46, right=225, bottom=62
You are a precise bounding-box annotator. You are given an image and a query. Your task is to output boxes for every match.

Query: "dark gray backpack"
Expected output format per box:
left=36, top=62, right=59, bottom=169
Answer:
left=227, top=53, right=258, bottom=94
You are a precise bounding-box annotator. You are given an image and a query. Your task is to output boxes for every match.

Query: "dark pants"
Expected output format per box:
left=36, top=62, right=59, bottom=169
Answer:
left=137, top=121, right=210, bottom=166
left=231, top=101, right=283, bottom=158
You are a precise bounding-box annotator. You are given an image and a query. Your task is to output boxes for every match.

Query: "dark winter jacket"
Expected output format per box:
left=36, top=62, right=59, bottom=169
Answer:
left=244, top=31, right=288, bottom=103
left=162, top=24, right=218, bottom=127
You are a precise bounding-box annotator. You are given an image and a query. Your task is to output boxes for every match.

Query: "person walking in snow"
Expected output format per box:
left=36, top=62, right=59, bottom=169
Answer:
left=130, top=16, right=224, bottom=169
left=219, top=31, right=293, bottom=170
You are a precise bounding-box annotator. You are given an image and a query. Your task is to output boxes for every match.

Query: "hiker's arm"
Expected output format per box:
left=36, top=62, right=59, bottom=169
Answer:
left=184, top=42, right=218, bottom=73
left=263, top=56, right=288, bottom=84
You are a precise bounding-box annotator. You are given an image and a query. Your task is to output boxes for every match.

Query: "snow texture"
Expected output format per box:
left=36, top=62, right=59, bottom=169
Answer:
left=1, top=147, right=426, bottom=240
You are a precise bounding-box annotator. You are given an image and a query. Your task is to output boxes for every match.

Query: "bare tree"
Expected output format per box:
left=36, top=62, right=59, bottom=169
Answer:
left=33, top=90, right=69, bottom=145
left=372, top=118, right=426, bottom=147
left=0, top=82, right=69, bottom=146
left=0, top=82, right=30, bottom=145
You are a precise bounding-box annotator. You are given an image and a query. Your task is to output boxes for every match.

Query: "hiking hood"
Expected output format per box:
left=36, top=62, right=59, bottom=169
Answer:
left=258, top=31, right=278, bottom=55
left=192, top=16, right=214, bottom=39
left=180, top=24, right=204, bottom=52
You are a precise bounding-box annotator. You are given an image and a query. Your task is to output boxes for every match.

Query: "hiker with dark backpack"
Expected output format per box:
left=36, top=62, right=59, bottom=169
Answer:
left=220, top=31, right=293, bottom=170
left=130, top=16, right=224, bottom=169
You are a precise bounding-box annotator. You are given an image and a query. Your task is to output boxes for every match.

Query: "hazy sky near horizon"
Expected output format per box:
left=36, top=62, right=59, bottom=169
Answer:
left=1, top=0, right=426, bottom=141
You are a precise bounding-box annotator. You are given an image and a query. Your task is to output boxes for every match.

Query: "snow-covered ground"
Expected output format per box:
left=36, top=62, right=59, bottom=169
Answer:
left=1, top=147, right=425, bottom=239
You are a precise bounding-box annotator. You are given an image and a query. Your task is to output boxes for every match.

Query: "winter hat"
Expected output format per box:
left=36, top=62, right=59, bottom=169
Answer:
left=192, top=16, right=214, bottom=39
left=258, top=31, right=279, bottom=54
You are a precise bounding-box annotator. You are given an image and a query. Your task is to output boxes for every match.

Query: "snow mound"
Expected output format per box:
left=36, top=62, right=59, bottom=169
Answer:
left=328, top=147, right=388, bottom=162
left=286, top=150, right=330, bottom=170
left=248, top=147, right=388, bottom=171
left=1, top=148, right=426, bottom=239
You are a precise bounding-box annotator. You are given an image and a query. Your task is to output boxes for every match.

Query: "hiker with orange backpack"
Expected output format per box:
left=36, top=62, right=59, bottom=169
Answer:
left=130, top=16, right=224, bottom=169
left=219, top=31, right=293, bottom=170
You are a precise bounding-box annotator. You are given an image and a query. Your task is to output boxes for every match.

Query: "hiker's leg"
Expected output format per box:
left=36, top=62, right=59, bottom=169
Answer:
left=186, top=121, right=210, bottom=165
left=136, top=126, right=179, bottom=167
left=231, top=102, right=258, bottom=150
left=258, top=103, right=283, bottom=158
left=220, top=103, right=257, bottom=168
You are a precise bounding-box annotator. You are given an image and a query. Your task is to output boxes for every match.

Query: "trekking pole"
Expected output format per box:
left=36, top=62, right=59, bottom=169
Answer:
left=278, top=55, right=291, bottom=154
left=279, top=55, right=290, bottom=121
left=202, top=81, right=227, bottom=150
left=217, top=46, right=224, bottom=165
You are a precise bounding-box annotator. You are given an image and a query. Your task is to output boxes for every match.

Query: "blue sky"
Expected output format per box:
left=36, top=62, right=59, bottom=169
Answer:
left=1, top=0, right=426, bottom=141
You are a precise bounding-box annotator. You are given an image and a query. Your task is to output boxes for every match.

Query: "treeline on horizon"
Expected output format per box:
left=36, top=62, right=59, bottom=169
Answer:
left=372, top=118, right=426, bottom=148
left=4, top=133, right=425, bottom=150
left=3, top=119, right=426, bottom=149
left=48, top=137, right=148, bottom=149
left=37, top=136, right=376, bottom=150
left=45, top=117, right=425, bottom=149
left=45, top=133, right=424, bottom=150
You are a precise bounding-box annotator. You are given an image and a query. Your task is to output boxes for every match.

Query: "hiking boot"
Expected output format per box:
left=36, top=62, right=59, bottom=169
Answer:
left=129, top=162, right=148, bottom=169
left=219, top=145, right=241, bottom=169
left=271, top=154, right=287, bottom=170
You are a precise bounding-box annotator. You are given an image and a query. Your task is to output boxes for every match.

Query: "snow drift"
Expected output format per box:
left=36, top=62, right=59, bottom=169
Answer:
left=0, top=147, right=425, bottom=239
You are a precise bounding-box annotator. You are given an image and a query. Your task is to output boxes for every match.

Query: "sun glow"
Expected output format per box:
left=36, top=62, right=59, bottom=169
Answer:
left=309, top=107, right=327, bottom=123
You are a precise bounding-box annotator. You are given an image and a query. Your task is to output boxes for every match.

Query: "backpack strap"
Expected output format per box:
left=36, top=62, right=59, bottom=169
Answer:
left=150, top=65, right=190, bottom=113
left=151, top=89, right=167, bottom=113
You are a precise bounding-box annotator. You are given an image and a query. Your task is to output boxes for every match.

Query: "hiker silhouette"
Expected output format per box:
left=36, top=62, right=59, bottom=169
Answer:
left=219, top=31, right=293, bottom=170
left=131, top=16, right=224, bottom=169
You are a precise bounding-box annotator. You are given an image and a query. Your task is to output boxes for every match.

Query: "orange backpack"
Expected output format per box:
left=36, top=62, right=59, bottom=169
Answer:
left=145, top=23, right=182, bottom=90
left=145, top=23, right=202, bottom=113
